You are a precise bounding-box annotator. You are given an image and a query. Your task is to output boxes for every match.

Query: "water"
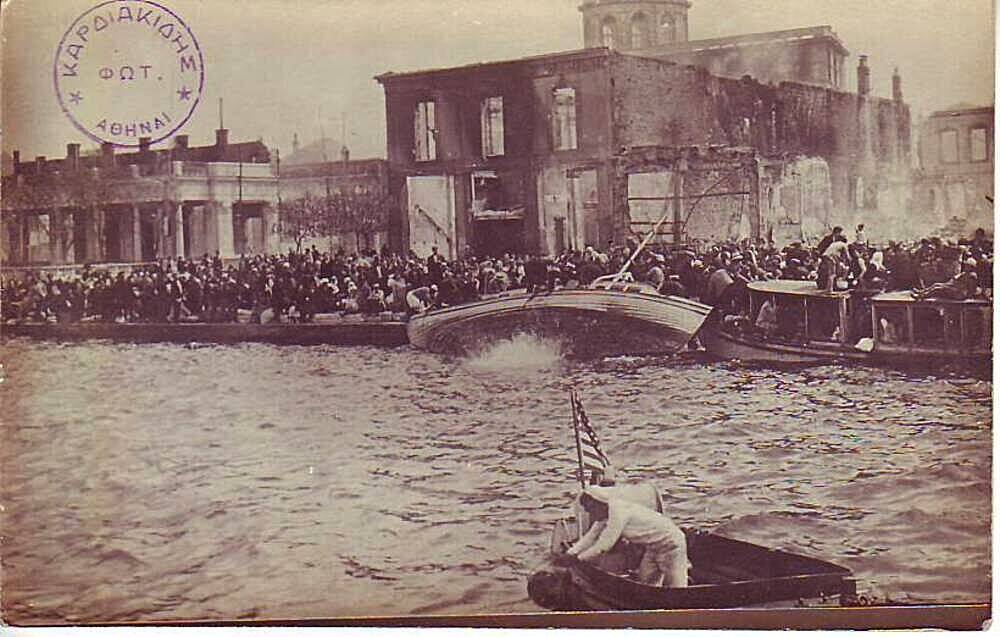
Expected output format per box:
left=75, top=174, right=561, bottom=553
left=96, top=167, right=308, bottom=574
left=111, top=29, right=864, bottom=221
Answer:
left=0, top=338, right=991, bottom=623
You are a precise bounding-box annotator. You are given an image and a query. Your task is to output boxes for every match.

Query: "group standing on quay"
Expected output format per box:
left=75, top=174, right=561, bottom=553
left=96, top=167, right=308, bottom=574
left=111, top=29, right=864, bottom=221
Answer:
left=2, top=224, right=993, bottom=325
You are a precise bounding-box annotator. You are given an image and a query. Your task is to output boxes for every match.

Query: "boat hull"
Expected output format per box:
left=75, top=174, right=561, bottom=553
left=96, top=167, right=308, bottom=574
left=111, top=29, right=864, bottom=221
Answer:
left=700, top=325, right=992, bottom=368
left=699, top=325, right=864, bottom=364
left=528, top=520, right=855, bottom=611
left=407, top=289, right=712, bottom=358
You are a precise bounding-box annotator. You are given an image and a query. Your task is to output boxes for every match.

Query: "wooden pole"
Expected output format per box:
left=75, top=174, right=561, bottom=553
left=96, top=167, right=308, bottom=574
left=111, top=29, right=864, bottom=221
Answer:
left=570, top=389, right=585, bottom=489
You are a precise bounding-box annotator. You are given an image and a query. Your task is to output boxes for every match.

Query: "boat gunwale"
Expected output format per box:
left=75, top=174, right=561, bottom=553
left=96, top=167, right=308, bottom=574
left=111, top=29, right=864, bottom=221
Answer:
left=746, top=279, right=992, bottom=308
left=409, top=288, right=712, bottom=325
left=573, top=562, right=851, bottom=593
left=701, top=323, right=991, bottom=361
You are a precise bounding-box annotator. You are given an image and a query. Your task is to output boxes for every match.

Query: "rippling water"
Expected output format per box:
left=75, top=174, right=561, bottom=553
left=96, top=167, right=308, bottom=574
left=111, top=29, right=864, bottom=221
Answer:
left=0, top=337, right=991, bottom=623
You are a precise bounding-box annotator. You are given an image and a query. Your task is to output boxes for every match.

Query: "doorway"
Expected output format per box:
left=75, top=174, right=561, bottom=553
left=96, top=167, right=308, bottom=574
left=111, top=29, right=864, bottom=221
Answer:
left=407, top=175, right=456, bottom=259
left=474, top=219, right=524, bottom=257
left=554, top=217, right=566, bottom=254
left=103, top=209, right=122, bottom=262
left=140, top=212, right=156, bottom=261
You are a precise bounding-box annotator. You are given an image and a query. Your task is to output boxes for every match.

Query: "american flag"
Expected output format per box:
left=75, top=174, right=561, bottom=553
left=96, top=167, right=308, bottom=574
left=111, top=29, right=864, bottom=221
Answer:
left=571, top=390, right=610, bottom=479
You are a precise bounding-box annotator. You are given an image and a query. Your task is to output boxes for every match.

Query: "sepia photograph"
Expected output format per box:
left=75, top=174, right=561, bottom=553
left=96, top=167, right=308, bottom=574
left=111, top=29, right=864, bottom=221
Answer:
left=0, top=0, right=994, bottom=629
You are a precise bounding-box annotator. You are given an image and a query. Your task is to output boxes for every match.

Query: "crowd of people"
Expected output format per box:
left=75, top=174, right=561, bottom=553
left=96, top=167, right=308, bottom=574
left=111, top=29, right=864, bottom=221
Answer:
left=2, top=225, right=992, bottom=325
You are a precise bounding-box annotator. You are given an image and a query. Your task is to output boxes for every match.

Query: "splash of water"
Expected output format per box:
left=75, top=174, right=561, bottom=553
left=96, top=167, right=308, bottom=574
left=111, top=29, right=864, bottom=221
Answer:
left=464, top=333, right=563, bottom=372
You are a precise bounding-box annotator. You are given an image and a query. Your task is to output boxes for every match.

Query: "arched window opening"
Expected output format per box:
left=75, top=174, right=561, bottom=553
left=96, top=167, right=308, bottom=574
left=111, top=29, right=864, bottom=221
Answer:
left=659, top=14, right=676, bottom=43
left=631, top=13, right=651, bottom=49
left=601, top=18, right=616, bottom=49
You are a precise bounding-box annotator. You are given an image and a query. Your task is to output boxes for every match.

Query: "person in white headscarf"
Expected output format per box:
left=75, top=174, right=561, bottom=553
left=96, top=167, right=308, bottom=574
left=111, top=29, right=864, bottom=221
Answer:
left=558, top=486, right=688, bottom=588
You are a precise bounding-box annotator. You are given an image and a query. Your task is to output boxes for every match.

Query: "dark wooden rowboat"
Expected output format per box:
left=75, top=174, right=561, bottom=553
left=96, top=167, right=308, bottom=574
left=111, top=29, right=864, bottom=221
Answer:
left=528, top=518, right=856, bottom=611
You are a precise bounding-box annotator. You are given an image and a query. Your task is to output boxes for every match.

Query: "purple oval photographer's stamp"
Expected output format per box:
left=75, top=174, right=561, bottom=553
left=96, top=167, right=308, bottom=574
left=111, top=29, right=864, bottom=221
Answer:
left=54, top=0, right=205, bottom=148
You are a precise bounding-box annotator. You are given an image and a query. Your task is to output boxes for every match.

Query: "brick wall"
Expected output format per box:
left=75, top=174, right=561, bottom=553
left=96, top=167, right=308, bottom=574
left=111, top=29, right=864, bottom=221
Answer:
left=610, top=54, right=911, bottom=236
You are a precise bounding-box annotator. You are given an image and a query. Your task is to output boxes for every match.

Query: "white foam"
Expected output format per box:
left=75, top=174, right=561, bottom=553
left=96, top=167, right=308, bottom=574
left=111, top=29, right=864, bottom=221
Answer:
left=464, top=333, right=563, bottom=372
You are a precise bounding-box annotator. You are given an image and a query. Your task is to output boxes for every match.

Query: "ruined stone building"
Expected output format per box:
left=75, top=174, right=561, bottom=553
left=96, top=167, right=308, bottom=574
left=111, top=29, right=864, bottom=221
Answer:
left=1, top=132, right=389, bottom=266
left=2, top=131, right=277, bottom=266
left=378, top=0, right=912, bottom=257
left=914, top=105, right=994, bottom=236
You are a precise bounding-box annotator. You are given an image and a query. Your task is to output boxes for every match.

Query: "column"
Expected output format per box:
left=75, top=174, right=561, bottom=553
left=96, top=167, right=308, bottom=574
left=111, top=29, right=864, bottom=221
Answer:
left=84, top=207, right=102, bottom=262
left=215, top=201, right=236, bottom=258
left=173, top=202, right=185, bottom=258
left=131, top=204, right=143, bottom=262
left=154, top=204, right=166, bottom=259
left=15, top=213, right=28, bottom=264
left=49, top=209, right=67, bottom=265
left=117, top=207, right=132, bottom=262
left=750, top=157, right=762, bottom=241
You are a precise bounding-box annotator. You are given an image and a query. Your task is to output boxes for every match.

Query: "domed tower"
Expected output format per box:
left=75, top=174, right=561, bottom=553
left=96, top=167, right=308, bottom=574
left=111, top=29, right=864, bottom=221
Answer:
left=580, top=0, right=691, bottom=51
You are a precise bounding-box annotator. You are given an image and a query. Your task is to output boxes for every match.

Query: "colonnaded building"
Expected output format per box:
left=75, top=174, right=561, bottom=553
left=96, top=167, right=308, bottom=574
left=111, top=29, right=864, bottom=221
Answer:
left=376, top=0, right=916, bottom=258
left=1, top=130, right=389, bottom=267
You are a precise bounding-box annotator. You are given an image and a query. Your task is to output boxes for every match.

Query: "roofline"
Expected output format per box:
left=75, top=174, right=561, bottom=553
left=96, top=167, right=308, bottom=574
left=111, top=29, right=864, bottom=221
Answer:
left=929, top=105, right=995, bottom=118
left=578, top=0, right=691, bottom=10
left=648, top=25, right=850, bottom=57
left=375, top=47, right=615, bottom=84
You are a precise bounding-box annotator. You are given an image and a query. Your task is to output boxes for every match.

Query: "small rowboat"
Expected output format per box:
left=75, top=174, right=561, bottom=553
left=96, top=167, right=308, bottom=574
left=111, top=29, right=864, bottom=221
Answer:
left=528, top=518, right=856, bottom=611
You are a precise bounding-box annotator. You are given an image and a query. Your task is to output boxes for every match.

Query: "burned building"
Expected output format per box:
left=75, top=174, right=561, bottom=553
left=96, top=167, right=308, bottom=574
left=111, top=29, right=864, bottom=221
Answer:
left=2, top=133, right=391, bottom=266
left=580, top=1, right=848, bottom=90
left=2, top=131, right=278, bottom=266
left=377, top=0, right=911, bottom=257
left=914, top=105, right=994, bottom=237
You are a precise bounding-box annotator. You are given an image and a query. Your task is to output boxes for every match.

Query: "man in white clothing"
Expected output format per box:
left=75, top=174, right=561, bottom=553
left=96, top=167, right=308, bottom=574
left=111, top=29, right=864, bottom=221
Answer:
left=558, top=487, right=688, bottom=588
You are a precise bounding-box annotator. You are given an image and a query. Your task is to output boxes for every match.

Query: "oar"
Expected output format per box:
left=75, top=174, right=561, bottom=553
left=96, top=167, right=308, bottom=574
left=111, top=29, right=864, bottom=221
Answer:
left=610, top=182, right=675, bottom=284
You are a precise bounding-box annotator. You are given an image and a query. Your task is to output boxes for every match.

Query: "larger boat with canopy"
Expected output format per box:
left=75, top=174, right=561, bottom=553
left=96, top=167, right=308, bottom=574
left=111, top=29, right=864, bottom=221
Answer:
left=699, top=280, right=992, bottom=366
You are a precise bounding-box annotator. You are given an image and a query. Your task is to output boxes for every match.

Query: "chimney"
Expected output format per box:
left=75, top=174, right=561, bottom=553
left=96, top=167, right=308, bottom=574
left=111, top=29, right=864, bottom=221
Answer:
left=341, top=145, right=350, bottom=165
left=892, top=67, right=903, bottom=102
left=35, top=156, right=46, bottom=175
left=12, top=150, right=19, bottom=175
left=174, top=134, right=189, bottom=150
left=101, top=142, right=115, bottom=167
left=292, top=132, right=300, bottom=155
left=215, top=128, right=229, bottom=148
left=857, top=55, right=871, bottom=96
left=139, top=137, right=151, bottom=153
left=66, top=143, right=81, bottom=170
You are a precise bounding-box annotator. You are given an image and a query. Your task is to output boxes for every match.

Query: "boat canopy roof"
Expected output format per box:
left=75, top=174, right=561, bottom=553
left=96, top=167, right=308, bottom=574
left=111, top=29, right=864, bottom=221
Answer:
left=871, top=290, right=992, bottom=306
left=746, top=280, right=849, bottom=299
left=746, top=280, right=991, bottom=306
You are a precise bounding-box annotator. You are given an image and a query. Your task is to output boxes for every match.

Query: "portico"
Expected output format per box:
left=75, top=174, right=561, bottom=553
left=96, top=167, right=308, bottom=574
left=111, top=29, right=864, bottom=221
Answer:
left=2, top=133, right=277, bottom=266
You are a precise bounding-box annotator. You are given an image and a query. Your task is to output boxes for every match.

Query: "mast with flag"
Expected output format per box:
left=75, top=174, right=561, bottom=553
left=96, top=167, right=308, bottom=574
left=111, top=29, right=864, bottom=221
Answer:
left=570, top=388, right=611, bottom=487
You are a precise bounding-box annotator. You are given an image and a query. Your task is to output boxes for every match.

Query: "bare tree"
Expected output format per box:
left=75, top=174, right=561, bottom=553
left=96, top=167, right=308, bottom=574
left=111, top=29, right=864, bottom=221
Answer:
left=328, top=189, right=392, bottom=253
left=278, top=191, right=332, bottom=253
